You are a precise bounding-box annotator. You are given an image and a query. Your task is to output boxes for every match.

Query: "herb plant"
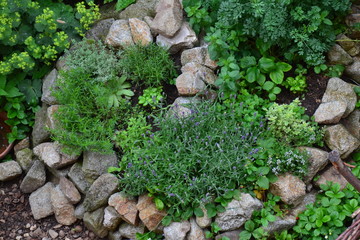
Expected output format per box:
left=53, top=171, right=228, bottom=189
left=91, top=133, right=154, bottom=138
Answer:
left=138, top=87, right=164, bottom=109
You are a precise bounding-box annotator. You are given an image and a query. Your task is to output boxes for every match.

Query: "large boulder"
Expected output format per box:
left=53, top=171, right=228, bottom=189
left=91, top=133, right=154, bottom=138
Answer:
left=176, top=72, right=206, bottom=96
left=29, top=182, right=55, bottom=220
left=163, top=221, right=191, bottom=240
left=263, top=216, right=297, bottom=235
left=195, top=206, right=212, bottom=228
left=82, top=151, right=118, bottom=182
left=168, top=97, right=201, bottom=118
left=105, top=20, right=134, bottom=48
left=313, top=101, right=347, bottom=124
left=20, top=160, right=46, bottom=193
left=0, top=160, right=22, bottom=181
left=270, top=173, right=306, bottom=206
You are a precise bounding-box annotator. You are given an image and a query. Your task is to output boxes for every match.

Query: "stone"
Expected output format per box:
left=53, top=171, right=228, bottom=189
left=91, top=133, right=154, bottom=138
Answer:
left=137, top=194, right=167, bottom=231
left=188, top=218, right=205, bottom=240
left=313, top=101, right=347, bottom=124
left=195, top=206, right=212, bottom=228
left=163, top=221, right=190, bottom=240
left=103, top=206, right=122, bottom=230
left=168, top=97, right=201, bottom=118
left=50, top=186, right=77, bottom=225
left=33, top=142, right=62, bottom=169
left=149, top=0, right=183, bottom=37
left=118, top=0, right=160, bottom=19
left=83, top=173, right=119, bottom=212
left=129, top=18, right=153, bottom=45
left=345, top=57, right=360, bottom=84
left=108, top=192, right=138, bottom=225
left=181, top=47, right=217, bottom=70
left=156, top=22, right=197, bottom=54
left=327, top=44, right=353, bottom=65
left=181, top=62, right=217, bottom=85
left=108, top=230, right=122, bottom=240
left=46, top=105, right=60, bottom=131
left=105, top=20, right=134, bottom=48
left=337, top=34, right=360, bottom=56
left=298, top=147, right=329, bottom=184
left=68, top=162, right=92, bottom=194
left=82, top=151, right=118, bottom=182
left=341, top=109, right=360, bottom=139
left=176, top=72, right=206, bottom=96
left=289, top=191, right=317, bottom=217
left=86, top=18, right=115, bottom=41
left=15, top=148, right=34, bottom=172
left=74, top=201, right=86, bottom=219
left=47, top=165, right=71, bottom=180
left=20, top=160, right=46, bottom=193
left=315, top=166, right=348, bottom=190
left=55, top=55, right=67, bottom=71
left=29, top=182, right=54, bottom=220
left=0, top=160, right=22, bottom=181
left=48, top=229, right=58, bottom=239
left=270, top=173, right=306, bottom=206
left=215, top=193, right=263, bottom=231
left=41, top=69, right=59, bottom=105
left=32, top=104, right=50, bottom=147
left=83, top=207, right=108, bottom=238
left=118, top=223, right=145, bottom=239
left=59, top=177, right=81, bottom=204
left=215, top=230, right=242, bottom=240
left=322, top=77, right=358, bottom=117
left=14, top=137, right=30, bottom=153
left=324, top=124, right=360, bottom=158
left=263, top=216, right=297, bottom=235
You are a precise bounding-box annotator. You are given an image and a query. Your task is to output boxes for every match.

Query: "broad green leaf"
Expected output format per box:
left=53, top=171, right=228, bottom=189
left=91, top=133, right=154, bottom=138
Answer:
left=223, top=191, right=234, bottom=199
left=229, top=63, right=239, bottom=70
left=154, top=198, right=164, bottom=210
left=206, top=203, right=217, bottom=218
left=270, top=69, right=284, bottom=84
left=272, top=87, right=281, bottom=94
left=239, top=231, right=252, bottom=240
left=216, top=205, right=226, bottom=213
left=276, top=62, right=292, bottom=72
left=0, top=89, right=8, bottom=96
left=240, top=56, right=256, bottom=68
left=194, top=207, right=204, bottom=217
left=322, top=215, right=331, bottom=222
left=259, top=57, right=275, bottom=72
left=246, top=67, right=260, bottom=83
left=323, top=18, right=332, bottom=25
left=245, top=220, right=255, bottom=231
left=257, top=176, right=269, bottom=189
left=315, top=219, right=323, bottom=227
left=228, top=70, right=240, bottom=78
left=263, top=81, right=274, bottom=91
left=257, top=74, right=266, bottom=85
left=161, top=215, right=172, bottom=226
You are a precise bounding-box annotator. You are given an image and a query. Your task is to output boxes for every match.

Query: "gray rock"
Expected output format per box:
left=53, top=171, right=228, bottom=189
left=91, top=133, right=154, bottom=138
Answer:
left=322, top=77, right=358, bottom=117
left=55, top=55, right=67, bottom=71
left=33, top=142, right=73, bottom=169
left=168, top=97, right=201, bottom=118
left=327, top=44, right=353, bottom=65
left=50, top=186, right=77, bottom=225
left=86, top=18, right=115, bottom=41
left=41, top=69, right=59, bottom=105
left=156, top=22, right=197, bottom=54
left=270, top=173, right=306, bottom=206
left=195, top=206, right=212, bottom=228
left=14, top=137, right=30, bottom=153
left=47, top=165, right=71, bottom=179
left=29, top=182, right=54, bottom=219
left=324, top=124, right=360, bottom=158
left=315, top=166, right=348, bottom=190
left=108, top=230, right=123, bottom=240
left=83, top=173, right=119, bottom=212
left=46, top=105, right=60, bottom=131
left=181, top=62, right=217, bottom=85
left=176, top=72, right=206, bottom=96
left=181, top=47, right=217, bottom=70
left=129, top=18, right=153, bottom=45
left=83, top=207, right=109, bottom=238
left=163, top=221, right=190, bottom=240
left=263, top=216, right=296, bottom=235
left=345, top=57, right=360, bottom=84
left=215, top=193, right=263, bottom=231
left=108, top=192, right=138, bottom=225
left=118, top=0, right=159, bottom=19
left=337, top=34, right=360, bottom=56
left=289, top=191, right=317, bottom=217
left=313, top=101, right=347, bottom=124
left=105, top=20, right=134, bottom=48
left=68, top=162, right=92, bottom=194
left=341, top=109, right=360, bottom=139
left=0, top=160, right=22, bottom=181
left=215, top=230, right=242, bottom=240
left=118, top=222, right=145, bottom=239
left=74, top=201, right=86, bottom=219
left=48, top=229, right=58, bottom=239
left=188, top=218, right=205, bottom=240
left=103, top=206, right=122, bottom=230
left=82, top=151, right=118, bottom=182
left=298, top=147, right=329, bottom=184
left=15, top=148, right=34, bottom=172
left=59, top=177, right=81, bottom=204
left=20, top=160, right=46, bottom=193
left=31, top=104, right=50, bottom=147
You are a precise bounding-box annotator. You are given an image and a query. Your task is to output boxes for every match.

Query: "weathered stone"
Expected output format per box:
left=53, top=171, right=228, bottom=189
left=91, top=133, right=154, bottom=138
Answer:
left=313, top=101, right=347, bottom=124
left=129, top=18, right=153, bottom=45
left=137, top=194, right=166, bottom=231
left=215, top=193, right=263, bottom=231
left=108, top=192, right=138, bottom=225
left=149, top=0, right=183, bottom=37
left=181, top=62, right=217, bottom=85
left=83, top=207, right=108, bottom=238
left=215, top=230, right=242, bottom=240
left=289, top=191, right=317, bottom=217
left=41, top=69, right=59, bottom=105
left=0, top=160, right=22, bottom=181
left=176, top=72, right=206, bottom=96
left=14, top=137, right=30, bottom=153
left=341, top=109, right=360, bottom=139
left=82, top=151, right=118, bottom=182
left=74, top=201, right=86, bottom=219
left=68, top=162, right=92, bottom=194
left=83, top=173, right=119, bottom=212
left=337, top=34, right=360, bottom=56
left=324, top=124, right=360, bottom=158
left=345, top=57, right=360, bottom=84
left=105, top=20, right=134, bottom=48
left=47, top=165, right=71, bottom=180
left=46, top=105, right=60, bottom=131
left=48, top=229, right=58, bottom=239
left=315, top=166, right=348, bottom=190
left=59, top=177, right=81, bottom=204
left=29, top=182, right=54, bottom=219
left=86, top=18, right=115, bottom=41
left=33, top=142, right=61, bottom=169
left=20, top=160, right=46, bottom=193
left=263, top=216, right=297, bottom=235
left=322, top=77, right=357, bottom=117
left=118, top=223, right=145, bottom=239
left=188, top=218, right=205, bottom=240
left=163, top=221, right=190, bottom=240
left=156, top=22, right=197, bottom=54
left=103, top=206, right=122, bottom=230
left=50, top=186, right=77, bottom=225
left=181, top=47, right=217, bottom=70
left=195, top=206, right=212, bottom=228
left=270, top=173, right=306, bottom=206
left=55, top=55, right=67, bottom=71
left=298, top=147, right=329, bottom=184
left=327, top=44, right=353, bottom=65
left=15, top=148, right=34, bottom=172
left=168, top=97, right=201, bottom=118
left=118, top=0, right=160, bottom=20
left=32, top=104, right=50, bottom=147
left=108, top=230, right=123, bottom=240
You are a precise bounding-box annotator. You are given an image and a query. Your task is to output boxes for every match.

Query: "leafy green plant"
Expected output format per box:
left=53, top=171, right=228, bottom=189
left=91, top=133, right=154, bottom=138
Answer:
left=135, top=231, right=163, bottom=240
left=283, top=64, right=308, bottom=93
left=106, top=76, right=134, bottom=108
left=205, top=222, right=231, bottom=240
left=138, top=87, right=164, bottom=109
left=314, top=64, right=345, bottom=77
left=104, top=0, right=136, bottom=12
left=354, top=86, right=360, bottom=108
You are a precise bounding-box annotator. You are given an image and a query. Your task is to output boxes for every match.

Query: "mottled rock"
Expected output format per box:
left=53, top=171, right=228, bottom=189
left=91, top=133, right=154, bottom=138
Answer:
left=20, top=160, right=46, bottom=193
left=181, top=47, right=217, bottom=70
left=59, top=177, right=81, bottom=204
left=86, top=18, right=115, bottom=41
left=313, top=101, right=347, bottom=124
left=129, top=18, right=153, bottom=45
left=263, top=216, right=297, bottom=235
left=47, top=165, right=71, bottom=180
left=215, top=230, right=242, bottom=240
left=327, top=44, right=353, bottom=65
left=14, top=137, right=30, bottom=153
left=168, top=97, right=201, bottom=118
left=0, top=160, right=22, bottom=181
left=315, top=166, right=348, bottom=190
left=270, top=173, right=306, bottom=206
left=195, top=206, right=211, bottom=228
left=33, top=142, right=72, bottom=169
left=105, top=20, right=134, bottom=48
left=341, top=109, right=360, bottom=139
left=83, top=207, right=109, bottom=238
left=337, top=34, right=360, bottom=56
left=176, top=72, right=206, bottom=96
left=163, top=221, right=190, bottom=240
left=118, top=223, right=145, bottom=239
left=103, top=206, right=122, bottom=230
left=74, top=201, right=86, bottom=219
left=188, top=218, right=205, bottom=240
left=82, top=151, right=118, bottom=182
left=215, top=193, right=263, bottom=231
left=46, top=105, right=60, bottom=131
left=29, top=182, right=54, bottom=219
left=68, top=162, right=92, bottom=194
left=118, top=0, right=159, bottom=19
left=345, top=57, right=360, bottom=84
left=181, top=62, right=217, bottom=85
left=50, top=186, right=77, bottom=225
left=32, top=104, right=50, bottom=147
left=15, top=148, right=34, bottom=172
left=289, top=192, right=317, bottom=217
left=137, top=194, right=166, bottom=231
left=324, top=124, right=360, bottom=158
left=298, top=147, right=329, bottom=184
left=108, top=192, right=138, bottom=225
left=41, top=69, right=59, bottom=105
left=108, top=230, right=122, bottom=240
left=83, top=173, right=119, bottom=212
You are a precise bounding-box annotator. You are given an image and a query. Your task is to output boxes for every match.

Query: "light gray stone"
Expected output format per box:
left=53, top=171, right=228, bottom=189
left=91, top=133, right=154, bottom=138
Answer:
left=15, top=148, right=34, bottom=172
left=46, top=105, right=60, bottom=131
left=14, top=137, right=30, bottom=153
left=86, top=18, right=115, bottom=41
left=50, top=186, right=77, bottom=225
left=263, top=216, right=297, bottom=235
left=195, top=206, right=211, bottom=228
left=29, top=182, right=54, bottom=219
left=341, top=109, right=360, bottom=139
left=82, top=151, right=118, bottom=182
left=327, top=44, right=353, bottom=65
left=105, top=20, right=134, bottom=48
left=315, top=166, right=348, bottom=190
left=163, top=221, right=190, bottom=240
left=83, top=207, right=109, bottom=238
left=324, top=124, right=360, bottom=158
left=103, top=206, right=122, bottom=230
left=108, top=230, right=123, bottom=240
left=0, top=160, right=22, bottom=181
left=59, top=177, right=81, bottom=204
left=129, top=18, right=153, bottom=45
left=270, top=173, right=306, bottom=206
left=47, top=165, right=71, bottom=180
left=289, top=191, right=317, bottom=217
left=168, top=97, right=201, bottom=118
left=74, top=201, right=86, bottom=219
left=313, top=101, right=347, bottom=124
left=20, top=160, right=46, bottom=193
left=31, top=104, right=50, bottom=147
left=68, top=162, right=92, bottom=194
left=181, top=62, right=217, bottom=85
left=188, top=218, right=205, bottom=240
left=215, top=230, right=242, bottom=240
left=108, top=192, right=138, bottom=225
left=181, top=47, right=217, bottom=70
left=345, top=57, right=360, bottom=84
left=298, top=147, right=329, bottom=184
left=41, top=69, right=59, bottom=105
left=33, top=142, right=75, bottom=169
left=118, top=0, right=160, bottom=20
left=118, top=222, right=145, bottom=239
left=176, top=72, right=206, bottom=96
left=215, top=193, right=263, bottom=231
